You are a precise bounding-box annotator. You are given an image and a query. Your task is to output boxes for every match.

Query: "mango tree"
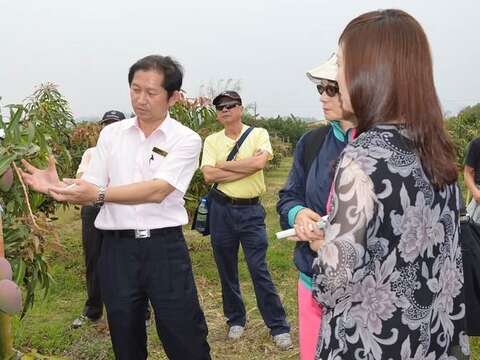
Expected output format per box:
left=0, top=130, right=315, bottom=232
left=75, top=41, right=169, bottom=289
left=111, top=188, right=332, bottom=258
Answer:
left=170, top=97, right=220, bottom=216
left=0, top=84, right=75, bottom=359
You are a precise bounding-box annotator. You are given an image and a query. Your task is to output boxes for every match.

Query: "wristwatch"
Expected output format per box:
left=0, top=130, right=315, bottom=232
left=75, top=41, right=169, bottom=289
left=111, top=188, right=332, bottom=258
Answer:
left=94, top=186, right=106, bottom=208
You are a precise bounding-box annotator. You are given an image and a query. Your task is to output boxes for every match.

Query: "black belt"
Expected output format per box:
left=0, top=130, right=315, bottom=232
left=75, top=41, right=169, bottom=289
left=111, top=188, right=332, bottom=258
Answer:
left=102, top=226, right=182, bottom=239
left=210, top=188, right=260, bottom=206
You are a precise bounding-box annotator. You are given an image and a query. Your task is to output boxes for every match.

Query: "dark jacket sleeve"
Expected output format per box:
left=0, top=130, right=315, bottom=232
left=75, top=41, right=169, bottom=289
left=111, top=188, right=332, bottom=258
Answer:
left=465, top=138, right=480, bottom=168
left=276, top=133, right=309, bottom=230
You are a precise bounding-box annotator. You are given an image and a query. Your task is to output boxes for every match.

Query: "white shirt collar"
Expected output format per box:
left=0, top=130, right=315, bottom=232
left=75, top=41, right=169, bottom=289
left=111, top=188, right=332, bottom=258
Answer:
left=123, top=113, right=175, bottom=137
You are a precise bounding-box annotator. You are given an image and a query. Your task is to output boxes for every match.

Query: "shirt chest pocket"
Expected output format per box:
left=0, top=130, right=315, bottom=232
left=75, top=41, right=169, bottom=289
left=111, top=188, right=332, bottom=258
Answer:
left=147, top=149, right=169, bottom=178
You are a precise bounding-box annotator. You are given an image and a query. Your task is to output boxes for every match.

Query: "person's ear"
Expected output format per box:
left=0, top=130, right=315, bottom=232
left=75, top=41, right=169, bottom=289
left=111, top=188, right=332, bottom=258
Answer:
left=168, top=91, right=180, bottom=107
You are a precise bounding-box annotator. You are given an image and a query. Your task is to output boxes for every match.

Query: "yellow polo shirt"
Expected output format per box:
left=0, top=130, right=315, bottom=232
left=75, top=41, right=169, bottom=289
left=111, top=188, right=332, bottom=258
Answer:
left=201, top=125, right=273, bottom=198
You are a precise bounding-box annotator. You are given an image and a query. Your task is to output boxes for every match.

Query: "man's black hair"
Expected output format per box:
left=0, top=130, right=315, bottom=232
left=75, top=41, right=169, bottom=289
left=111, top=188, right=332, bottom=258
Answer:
left=128, top=55, right=183, bottom=98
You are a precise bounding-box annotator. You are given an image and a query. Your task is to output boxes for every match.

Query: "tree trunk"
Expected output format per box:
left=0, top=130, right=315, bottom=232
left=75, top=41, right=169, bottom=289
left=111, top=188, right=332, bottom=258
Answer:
left=0, top=313, right=14, bottom=360
left=0, top=213, right=14, bottom=360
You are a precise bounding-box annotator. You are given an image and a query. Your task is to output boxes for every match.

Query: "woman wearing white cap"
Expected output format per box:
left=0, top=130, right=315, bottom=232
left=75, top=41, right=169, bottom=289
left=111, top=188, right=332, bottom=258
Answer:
left=277, top=53, right=355, bottom=359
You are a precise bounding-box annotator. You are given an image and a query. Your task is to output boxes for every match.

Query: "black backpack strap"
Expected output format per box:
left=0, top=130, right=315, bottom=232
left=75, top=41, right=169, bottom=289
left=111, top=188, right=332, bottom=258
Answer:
left=301, top=125, right=330, bottom=174
left=213, top=126, right=255, bottom=189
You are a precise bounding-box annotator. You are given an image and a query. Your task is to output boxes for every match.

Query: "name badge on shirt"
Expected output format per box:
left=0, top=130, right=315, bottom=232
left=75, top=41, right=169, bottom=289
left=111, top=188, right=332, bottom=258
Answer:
left=152, top=147, right=168, bottom=157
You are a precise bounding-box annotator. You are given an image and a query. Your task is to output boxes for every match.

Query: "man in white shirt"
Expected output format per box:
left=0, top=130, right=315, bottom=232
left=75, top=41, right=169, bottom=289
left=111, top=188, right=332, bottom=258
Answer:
left=72, top=110, right=125, bottom=329
left=21, top=55, right=211, bottom=360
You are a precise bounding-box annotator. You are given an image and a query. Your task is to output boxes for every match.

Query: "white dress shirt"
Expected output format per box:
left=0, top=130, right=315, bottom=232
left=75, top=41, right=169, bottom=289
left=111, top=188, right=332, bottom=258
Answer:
left=82, top=114, right=201, bottom=230
left=76, top=147, right=96, bottom=175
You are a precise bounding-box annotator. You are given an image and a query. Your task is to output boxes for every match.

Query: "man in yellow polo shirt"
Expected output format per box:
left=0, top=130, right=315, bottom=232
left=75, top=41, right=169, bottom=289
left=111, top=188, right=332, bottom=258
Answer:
left=201, top=91, right=291, bottom=350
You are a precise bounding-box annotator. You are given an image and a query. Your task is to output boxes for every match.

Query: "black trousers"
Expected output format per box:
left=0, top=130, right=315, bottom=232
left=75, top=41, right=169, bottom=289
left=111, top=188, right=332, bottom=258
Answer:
left=99, top=227, right=211, bottom=360
left=81, top=205, right=103, bottom=320
left=209, top=198, right=290, bottom=336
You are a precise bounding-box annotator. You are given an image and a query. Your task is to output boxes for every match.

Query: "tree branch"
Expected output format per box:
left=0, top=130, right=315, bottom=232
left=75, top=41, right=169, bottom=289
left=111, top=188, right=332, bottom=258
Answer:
left=11, top=162, right=47, bottom=233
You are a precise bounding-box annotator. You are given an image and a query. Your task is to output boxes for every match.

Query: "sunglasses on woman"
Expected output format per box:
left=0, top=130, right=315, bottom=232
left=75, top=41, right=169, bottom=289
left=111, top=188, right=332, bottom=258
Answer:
left=215, top=102, right=240, bottom=111
left=316, top=84, right=339, bottom=97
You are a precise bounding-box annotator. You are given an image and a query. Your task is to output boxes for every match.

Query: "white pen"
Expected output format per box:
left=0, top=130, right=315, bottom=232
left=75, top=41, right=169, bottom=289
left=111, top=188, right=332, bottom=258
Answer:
left=275, top=215, right=329, bottom=240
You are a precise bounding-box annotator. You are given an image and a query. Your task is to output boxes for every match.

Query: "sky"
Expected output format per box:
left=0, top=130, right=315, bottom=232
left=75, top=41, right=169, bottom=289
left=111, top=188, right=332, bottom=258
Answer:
left=1, top=0, right=479, bottom=120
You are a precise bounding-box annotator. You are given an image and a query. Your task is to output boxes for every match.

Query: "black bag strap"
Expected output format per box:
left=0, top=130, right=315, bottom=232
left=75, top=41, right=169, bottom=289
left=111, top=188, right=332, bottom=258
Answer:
left=301, top=125, right=330, bottom=175
left=226, top=126, right=255, bottom=161
left=213, top=126, right=255, bottom=189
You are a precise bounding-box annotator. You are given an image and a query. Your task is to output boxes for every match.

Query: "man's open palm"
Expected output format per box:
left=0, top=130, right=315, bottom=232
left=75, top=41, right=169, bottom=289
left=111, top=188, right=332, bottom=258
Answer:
left=20, top=155, right=61, bottom=194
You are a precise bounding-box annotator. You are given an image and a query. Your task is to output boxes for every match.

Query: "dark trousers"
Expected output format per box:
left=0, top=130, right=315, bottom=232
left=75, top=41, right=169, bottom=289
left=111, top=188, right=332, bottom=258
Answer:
left=81, top=205, right=103, bottom=320
left=209, top=198, right=290, bottom=336
left=99, top=227, right=211, bottom=360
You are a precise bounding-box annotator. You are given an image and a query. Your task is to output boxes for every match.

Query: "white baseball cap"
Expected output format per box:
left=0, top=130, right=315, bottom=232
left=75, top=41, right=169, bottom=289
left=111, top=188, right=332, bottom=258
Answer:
left=306, top=53, right=338, bottom=84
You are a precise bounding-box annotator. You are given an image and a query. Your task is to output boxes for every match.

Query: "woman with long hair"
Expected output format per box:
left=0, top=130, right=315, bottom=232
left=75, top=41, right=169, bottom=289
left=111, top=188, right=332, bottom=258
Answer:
left=311, top=9, right=469, bottom=359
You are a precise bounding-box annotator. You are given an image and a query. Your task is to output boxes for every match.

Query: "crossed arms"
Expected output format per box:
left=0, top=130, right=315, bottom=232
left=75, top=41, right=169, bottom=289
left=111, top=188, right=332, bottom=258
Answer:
left=201, top=150, right=269, bottom=184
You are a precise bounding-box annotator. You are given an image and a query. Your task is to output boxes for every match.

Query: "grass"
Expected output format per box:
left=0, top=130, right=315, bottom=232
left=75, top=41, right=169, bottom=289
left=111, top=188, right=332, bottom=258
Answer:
left=11, top=157, right=480, bottom=359
left=12, top=158, right=299, bottom=359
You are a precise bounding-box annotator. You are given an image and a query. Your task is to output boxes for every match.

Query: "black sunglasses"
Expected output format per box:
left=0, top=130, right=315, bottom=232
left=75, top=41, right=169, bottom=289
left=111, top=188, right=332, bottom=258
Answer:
left=316, top=84, right=339, bottom=97
left=215, top=102, right=240, bottom=111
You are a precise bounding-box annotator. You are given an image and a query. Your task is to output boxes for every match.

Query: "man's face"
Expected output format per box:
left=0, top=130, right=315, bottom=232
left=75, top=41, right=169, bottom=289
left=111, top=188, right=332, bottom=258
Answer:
left=130, top=70, right=175, bottom=123
left=215, top=97, right=243, bottom=125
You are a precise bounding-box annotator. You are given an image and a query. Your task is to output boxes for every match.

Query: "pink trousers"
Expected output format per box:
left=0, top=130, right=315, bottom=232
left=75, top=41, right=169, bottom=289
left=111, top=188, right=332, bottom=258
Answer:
left=298, top=279, right=323, bottom=360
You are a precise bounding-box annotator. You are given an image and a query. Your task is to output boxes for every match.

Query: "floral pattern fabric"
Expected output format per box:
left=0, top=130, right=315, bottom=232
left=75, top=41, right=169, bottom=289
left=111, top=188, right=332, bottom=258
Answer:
left=312, top=125, right=469, bottom=360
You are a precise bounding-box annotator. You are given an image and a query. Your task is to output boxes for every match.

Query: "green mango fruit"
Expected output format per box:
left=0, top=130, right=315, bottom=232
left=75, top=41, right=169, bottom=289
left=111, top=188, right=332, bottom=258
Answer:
left=0, top=279, right=22, bottom=314
left=0, top=258, right=12, bottom=280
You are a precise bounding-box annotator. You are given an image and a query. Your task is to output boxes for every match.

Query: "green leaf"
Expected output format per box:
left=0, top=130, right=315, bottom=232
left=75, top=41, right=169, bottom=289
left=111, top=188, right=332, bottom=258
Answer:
left=25, top=144, right=40, bottom=157
left=25, top=121, right=35, bottom=143
left=7, top=105, right=24, bottom=143
left=0, top=154, right=16, bottom=176
left=14, top=259, right=26, bottom=285
left=29, top=192, right=45, bottom=209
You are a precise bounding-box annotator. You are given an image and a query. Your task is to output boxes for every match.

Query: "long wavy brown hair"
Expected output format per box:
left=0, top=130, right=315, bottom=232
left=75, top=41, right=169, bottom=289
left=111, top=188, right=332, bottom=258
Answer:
left=339, top=9, right=457, bottom=189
